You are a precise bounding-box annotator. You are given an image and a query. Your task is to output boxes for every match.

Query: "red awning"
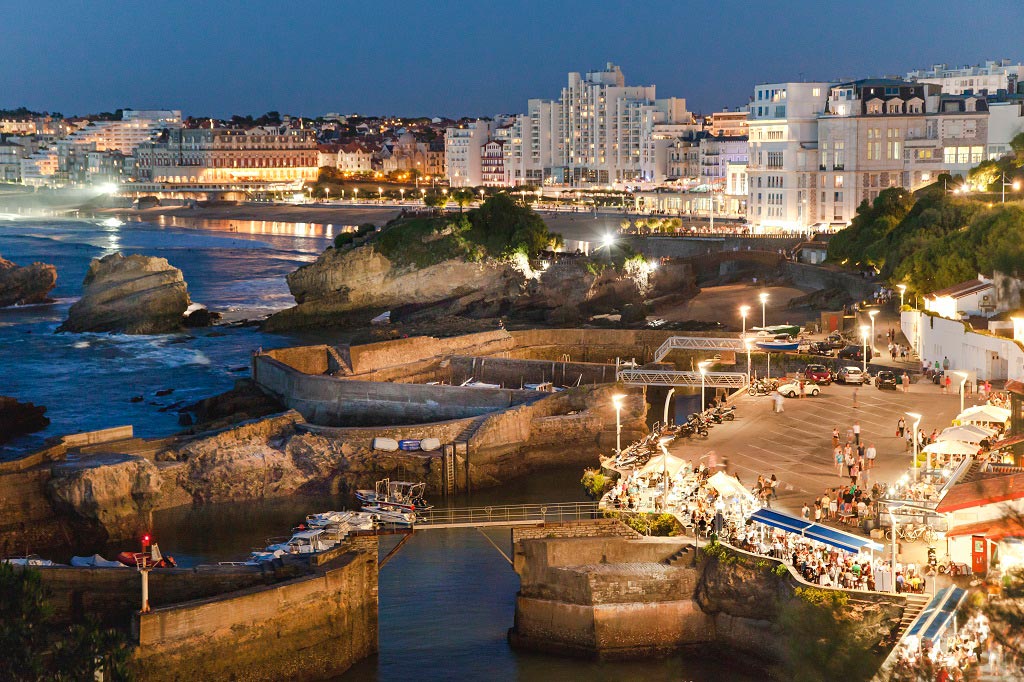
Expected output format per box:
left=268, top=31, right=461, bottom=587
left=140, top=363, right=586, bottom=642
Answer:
left=946, top=517, right=1024, bottom=541
left=935, top=472, right=1024, bottom=513
left=994, top=433, right=1024, bottom=449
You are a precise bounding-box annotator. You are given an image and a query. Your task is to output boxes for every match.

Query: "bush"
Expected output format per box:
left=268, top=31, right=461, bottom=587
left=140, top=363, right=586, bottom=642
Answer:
left=581, top=468, right=614, bottom=499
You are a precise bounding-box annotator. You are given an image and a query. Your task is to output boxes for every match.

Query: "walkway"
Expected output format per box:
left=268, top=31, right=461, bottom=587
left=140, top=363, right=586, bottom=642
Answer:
left=411, top=502, right=601, bottom=530
left=617, top=368, right=748, bottom=388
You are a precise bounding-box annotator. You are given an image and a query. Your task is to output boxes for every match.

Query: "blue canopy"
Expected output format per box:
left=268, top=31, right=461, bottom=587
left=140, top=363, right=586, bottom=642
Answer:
left=748, top=508, right=884, bottom=554
left=906, top=586, right=967, bottom=642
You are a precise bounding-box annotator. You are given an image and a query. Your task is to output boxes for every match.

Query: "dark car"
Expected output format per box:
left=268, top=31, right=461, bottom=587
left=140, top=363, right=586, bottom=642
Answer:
left=808, top=341, right=835, bottom=356
left=875, top=370, right=899, bottom=390
left=837, top=345, right=873, bottom=362
left=803, top=364, right=832, bottom=385
left=825, top=333, right=846, bottom=349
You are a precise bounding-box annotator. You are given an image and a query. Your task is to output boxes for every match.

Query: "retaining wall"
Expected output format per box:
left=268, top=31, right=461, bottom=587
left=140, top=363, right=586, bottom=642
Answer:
left=783, top=261, right=876, bottom=299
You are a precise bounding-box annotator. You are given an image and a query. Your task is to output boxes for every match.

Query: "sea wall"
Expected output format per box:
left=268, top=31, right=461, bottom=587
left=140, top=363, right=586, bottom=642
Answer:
left=132, top=551, right=378, bottom=682
left=783, top=261, right=876, bottom=300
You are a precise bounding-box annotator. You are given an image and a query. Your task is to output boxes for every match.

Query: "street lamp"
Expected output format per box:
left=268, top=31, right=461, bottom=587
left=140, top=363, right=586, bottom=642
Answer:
left=325, top=187, right=330, bottom=202
left=744, top=338, right=753, bottom=384
left=952, top=370, right=968, bottom=414
left=378, top=186, right=384, bottom=202
left=860, top=325, right=869, bottom=372
left=887, top=504, right=900, bottom=594
left=663, top=388, right=676, bottom=426
left=658, top=436, right=673, bottom=510
left=759, top=292, right=769, bottom=328
left=353, top=187, right=359, bottom=202
left=612, top=394, right=625, bottom=454
left=896, top=284, right=907, bottom=310
left=907, top=412, right=922, bottom=480
left=739, top=305, right=750, bottom=337
left=699, top=360, right=712, bottom=413
left=1002, top=173, right=1021, bottom=204
left=400, top=188, right=405, bottom=202
left=868, top=310, right=879, bottom=352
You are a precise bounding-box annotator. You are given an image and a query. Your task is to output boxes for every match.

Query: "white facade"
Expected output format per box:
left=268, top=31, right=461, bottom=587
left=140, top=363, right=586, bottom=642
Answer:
left=747, top=81, right=833, bottom=231
left=907, top=60, right=1024, bottom=96
left=986, top=100, right=1024, bottom=160
left=444, top=120, right=493, bottom=187
left=698, top=136, right=748, bottom=187
left=902, top=309, right=1023, bottom=381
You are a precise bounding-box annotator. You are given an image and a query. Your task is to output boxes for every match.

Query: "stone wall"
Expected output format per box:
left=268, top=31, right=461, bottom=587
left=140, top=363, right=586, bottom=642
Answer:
left=346, top=330, right=514, bottom=375
left=132, top=551, right=378, bottom=682
left=447, top=355, right=618, bottom=387
left=783, top=261, right=876, bottom=300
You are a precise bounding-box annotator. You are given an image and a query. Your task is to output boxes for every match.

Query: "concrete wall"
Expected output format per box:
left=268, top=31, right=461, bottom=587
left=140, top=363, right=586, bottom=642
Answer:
left=904, top=308, right=1024, bottom=381
left=133, top=552, right=377, bottom=682
left=627, top=235, right=802, bottom=260
left=783, top=261, right=876, bottom=300
left=347, top=330, right=514, bottom=375
left=447, top=355, right=618, bottom=387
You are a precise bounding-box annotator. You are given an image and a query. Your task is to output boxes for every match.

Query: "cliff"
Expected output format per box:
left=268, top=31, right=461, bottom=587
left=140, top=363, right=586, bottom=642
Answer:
left=58, top=252, right=192, bottom=334
left=0, top=255, right=57, bottom=307
left=0, top=395, right=50, bottom=444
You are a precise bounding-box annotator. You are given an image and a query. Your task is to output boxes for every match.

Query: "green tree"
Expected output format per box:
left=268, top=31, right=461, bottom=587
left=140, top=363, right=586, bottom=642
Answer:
left=780, top=588, right=880, bottom=682
left=465, top=193, right=562, bottom=258
left=423, top=193, right=447, bottom=209
left=619, top=218, right=632, bottom=231
left=452, top=189, right=474, bottom=213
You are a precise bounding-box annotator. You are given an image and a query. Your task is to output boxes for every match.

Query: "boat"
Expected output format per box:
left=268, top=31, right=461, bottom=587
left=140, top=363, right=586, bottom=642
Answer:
left=305, top=510, right=379, bottom=531
left=356, top=479, right=434, bottom=512
left=2, top=555, right=55, bottom=567
left=265, top=529, right=336, bottom=555
left=70, top=554, right=126, bottom=568
left=752, top=325, right=802, bottom=337
left=361, top=505, right=416, bottom=525
left=420, top=437, right=441, bottom=452
left=398, top=439, right=421, bottom=451
left=755, top=339, right=800, bottom=351
left=372, top=437, right=399, bottom=452
left=460, top=378, right=501, bottom=389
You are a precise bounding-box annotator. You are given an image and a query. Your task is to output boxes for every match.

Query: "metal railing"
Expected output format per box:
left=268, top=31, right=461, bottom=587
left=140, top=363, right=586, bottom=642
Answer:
left=653, top=336, right=748, bottom=362
left=413, top=502, right=602, bottom=529
left=617, top=368, right=749, bottom=388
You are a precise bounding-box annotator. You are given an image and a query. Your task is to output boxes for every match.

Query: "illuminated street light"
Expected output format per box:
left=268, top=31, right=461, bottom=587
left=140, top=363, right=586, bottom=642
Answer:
left=744, top=338, right=753, bottom=384
left=739, top=305, right=750, bottom=337
left=759, top=292, right=769, bottom=328
left=860, top=325, right=869, bottom=372
left=907, top=412, right=923, bottom=480
left=868, top=310, right=879, bottom=352
left=896, top=284, right=907, bottom=310
left=612, top=394, right=625, bottom=454
left=699, top=360, right=712, bottom=413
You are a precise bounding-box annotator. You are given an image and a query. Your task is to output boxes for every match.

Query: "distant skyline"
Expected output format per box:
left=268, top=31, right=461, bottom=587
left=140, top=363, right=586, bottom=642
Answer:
left=3, top=0, right=1024, bottom=119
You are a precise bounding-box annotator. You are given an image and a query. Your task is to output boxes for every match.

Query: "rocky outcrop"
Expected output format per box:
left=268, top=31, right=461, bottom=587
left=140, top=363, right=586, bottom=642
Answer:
left=264, top=245, right=524, bottom=331
left=47, top=453, right=164, bottom=541
left=58, top=253, right=192, bottom=334
left=0, top=396, right=50, bottom=444
left=0, top=255, right=57, bottom=307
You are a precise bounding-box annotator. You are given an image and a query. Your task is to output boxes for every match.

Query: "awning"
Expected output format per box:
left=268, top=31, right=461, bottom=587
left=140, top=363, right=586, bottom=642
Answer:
left=937, top=425, right=996, bottom=444
left=957, top=404, right=1011, bottom=424
left=906, top=586, right=967, bottom=643
left=994, top=433, right=1024, bottom=450
left=748, top=508, right=883, bottom=553
left=945, top=517, right=1024, bottom=541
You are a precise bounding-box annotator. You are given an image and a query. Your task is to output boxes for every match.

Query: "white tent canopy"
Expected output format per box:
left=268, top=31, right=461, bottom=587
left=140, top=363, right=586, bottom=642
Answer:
left=937, top=424, right=996, bottom=444
left=706, top=471, right=756, bottom=503
left=957, top=404, right=1011, bottom=424
left=923, top=440, right=980, bottom=456
left=638, top=453, right=689, bottom=478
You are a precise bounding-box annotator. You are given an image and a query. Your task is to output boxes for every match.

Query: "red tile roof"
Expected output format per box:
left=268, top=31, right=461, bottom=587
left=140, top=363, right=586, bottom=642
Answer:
left=925, top=279, right=993, bottom=300
left=945, top=516, right=1024, bottom=540
left=936, top=472, right=1024, bottom=513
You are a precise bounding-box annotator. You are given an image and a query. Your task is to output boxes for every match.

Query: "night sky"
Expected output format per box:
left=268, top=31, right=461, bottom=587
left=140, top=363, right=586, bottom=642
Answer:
left=2, top=0, right=1023, bottom=119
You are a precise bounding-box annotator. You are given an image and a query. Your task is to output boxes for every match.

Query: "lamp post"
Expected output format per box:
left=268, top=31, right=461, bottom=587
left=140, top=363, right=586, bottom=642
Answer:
left=699, top=360, right=712, bottom=413
left=887, top=505, right=900, bottom=594
left=378, top=186, right=384, bottom=203
left=612, top=394, right=625, bottom=454
left=860, top=325, right=869, bottom=372
left=907, top=412, right=922, bottom=480
left=1002, top=173, right=1021, bottom=204
left=868, top=309, right=879, bottom=353
left=759, top=292, right=769, bottom=328
left=400, top=188, right=405, bottom=202
left=740, top=305, right=750, bottom=337
left=744, top=338, right=753, bottom=384
left=663, top=388, right=676, bottom=426
left=353, top=187, right=359, bottom=202
left=658, top=436, right=673, bottom=510
left=952, top=370, right=968, bottom=414
left=325, top=187, right=330, bottom=202
left=896, top=284, right=907, bottom=310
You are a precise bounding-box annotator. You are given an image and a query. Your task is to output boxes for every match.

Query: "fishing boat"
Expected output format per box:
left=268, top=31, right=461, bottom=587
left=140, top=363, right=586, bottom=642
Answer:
left=752, top=324, right=802, bottom=338
left=356, top=479, right=434, bottom=512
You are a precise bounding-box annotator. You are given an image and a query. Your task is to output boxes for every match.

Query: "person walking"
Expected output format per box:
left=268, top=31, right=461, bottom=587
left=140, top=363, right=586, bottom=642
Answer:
left=943, top=356, right=951, bottom=371
left=843, top=445, right=855, bottom=478
left=850, top=460, right=860, bottom=485
left=832, top=426, right=840, bottom=448
left=770, top=474, right=779, bottom=500
left=896, top=416, right=906, bottom=438
left=834, top=445, right=844, bottom=477
left=853, top=421, right=861, bottom=446
left=801, top=502, right=810, bottom=521
left=773, top=390, right=784, bottom=414
left=865, top=442, right=876, bottom=470
left=852, top=387, right=859, bottom=409
left=944, top=374, right=952, bottom=395
left=901, top=372, right=910, bottom=393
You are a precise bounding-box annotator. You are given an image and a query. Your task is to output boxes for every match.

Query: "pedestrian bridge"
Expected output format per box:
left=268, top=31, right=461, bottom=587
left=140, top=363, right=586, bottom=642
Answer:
left=617, top=368, right=749, bottom=388
left=652, top=336, right=749, bottom=362
left=411, top=502, right=602, bottom=530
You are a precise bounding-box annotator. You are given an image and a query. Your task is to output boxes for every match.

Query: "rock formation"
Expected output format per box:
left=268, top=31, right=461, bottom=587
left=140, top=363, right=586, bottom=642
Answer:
left=264, top=245, right=524, bottom=331
left=58, top=253, right=193, bottom=334
left=0, top=396, right=50, bottom=444
left=0, top=255, right=57, bottom=307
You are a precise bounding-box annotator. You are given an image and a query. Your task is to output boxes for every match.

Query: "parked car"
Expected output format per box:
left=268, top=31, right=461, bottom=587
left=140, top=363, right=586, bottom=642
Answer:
left=777, top=379, right=821, bottom=398
left=807, top=341, right=835, bottom=356
left=875, top=370, right=899, bottom=390
left=837, top=345, right=873, bottom=362
left=825, top=333, right=846, bottom=349
left=803, top=364, right=833, bottom=385
left=836, top=366, right=869, bottom=385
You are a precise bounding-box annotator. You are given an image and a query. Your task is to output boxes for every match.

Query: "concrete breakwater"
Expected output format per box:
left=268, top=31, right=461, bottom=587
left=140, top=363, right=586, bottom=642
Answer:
left=509, top=529, right=906, bottom=675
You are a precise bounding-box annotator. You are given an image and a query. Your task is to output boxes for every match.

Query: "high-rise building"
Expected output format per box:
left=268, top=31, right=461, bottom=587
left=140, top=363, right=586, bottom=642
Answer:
left=444, top=120, right=494, bottom=187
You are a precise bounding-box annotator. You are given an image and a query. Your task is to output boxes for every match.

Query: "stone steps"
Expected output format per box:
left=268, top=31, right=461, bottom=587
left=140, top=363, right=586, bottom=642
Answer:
left=663, top=545, right=693, bottom=566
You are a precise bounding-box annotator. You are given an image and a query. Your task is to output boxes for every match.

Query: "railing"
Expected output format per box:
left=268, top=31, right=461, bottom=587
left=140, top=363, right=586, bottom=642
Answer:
left=413, top=502, right=602, bottom=529
left=653, top=336, right=749, bottom=362
left=617, top=368, right=749, bottom=388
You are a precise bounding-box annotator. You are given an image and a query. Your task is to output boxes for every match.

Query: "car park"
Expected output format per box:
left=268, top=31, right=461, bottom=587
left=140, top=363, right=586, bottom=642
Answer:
left=777, top=379, right=820, bottom=397
left=803, top=364, right=833, bottom=385
left=836, top=366, right=869, bottom=385
left=875, top=370, right=899, bottom=390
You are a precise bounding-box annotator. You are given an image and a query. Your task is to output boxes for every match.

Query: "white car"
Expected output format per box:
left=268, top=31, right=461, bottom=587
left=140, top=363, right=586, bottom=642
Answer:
left=777, top=379, right=820, bottom=398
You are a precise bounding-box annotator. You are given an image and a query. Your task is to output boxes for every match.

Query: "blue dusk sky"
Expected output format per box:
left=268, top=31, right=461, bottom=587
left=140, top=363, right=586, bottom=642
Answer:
left=2, top=0, right=1023, bottom=119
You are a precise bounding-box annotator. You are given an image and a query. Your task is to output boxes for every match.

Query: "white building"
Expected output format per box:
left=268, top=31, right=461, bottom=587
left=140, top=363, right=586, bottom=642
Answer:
left=985, top=99, right=1024, bottom=160
left=698, top=135, right=748, bottom=187
left=907, top=60, right=1024, bottom=96
left=922, top=276, right=997, bottom=319
left=445, top=120, right=493, bottom=187
left=747, top=81, right=833, bottom=231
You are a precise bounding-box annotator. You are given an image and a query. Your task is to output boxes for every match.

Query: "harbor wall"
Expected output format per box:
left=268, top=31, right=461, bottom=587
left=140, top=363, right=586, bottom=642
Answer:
left=132, top=551, right=378, bottom=682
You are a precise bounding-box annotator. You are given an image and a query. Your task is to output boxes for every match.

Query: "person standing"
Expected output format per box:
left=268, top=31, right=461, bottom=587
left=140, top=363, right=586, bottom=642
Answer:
left=843, top=444, right=855, bottom=478
left=944, top=374, right=952, bottom=395
left=770, top=474, right=779, bottom=500
left=832, top=426, right=840, bottom=448
left=834, top=445, right=844, bottom=477
left=896, top=416, right=906, bottom=438
left=901, top=372, right=910, bottom=393
left=865, top=442, right=876, bottom=470
left=852, top=387, right=859, bottom=409
left=943, top=356, right=951, bottom=371
left=853, top=421, right=861, bottom=446
left=801, top=502, right=810, bottom=521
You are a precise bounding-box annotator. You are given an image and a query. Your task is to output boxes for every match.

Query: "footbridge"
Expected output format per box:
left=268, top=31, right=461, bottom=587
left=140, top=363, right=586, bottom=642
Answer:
left=411, top=502, right=602, bottom=530
left=652, top=336, right=748, bottom=362
left=617, top=368, right=749, bottom=388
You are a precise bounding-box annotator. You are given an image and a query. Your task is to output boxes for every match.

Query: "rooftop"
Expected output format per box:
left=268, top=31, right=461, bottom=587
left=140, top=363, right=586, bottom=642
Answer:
left=935, top=472, right=1024, bottom=513
left=925, top=279, right=994, bottom=300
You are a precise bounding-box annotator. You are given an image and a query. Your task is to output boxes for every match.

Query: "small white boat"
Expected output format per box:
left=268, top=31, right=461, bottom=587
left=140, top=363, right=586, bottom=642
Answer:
left=246, top=549, right=286, bottom=564
left=460, top=378, right=501, bottom=389
left=373, top=437, right=399, bottom=452
left=370, top=311, right=391, bottom=325
left=265, top=529, right=336, bottom=555
left=420, top=437, right=441, bottom=452
left=70, top=554, right=126, bottom=568
left=362, top=506, right=416, bottom=525
left=3, top=556, right=55, bottom=566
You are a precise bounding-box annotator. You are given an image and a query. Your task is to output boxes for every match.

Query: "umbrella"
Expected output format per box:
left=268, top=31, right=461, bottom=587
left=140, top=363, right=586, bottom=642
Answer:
left=706, top=471, right=756, bottom=503
left=937, top=424, right=996, bottom=444
left=923, top=440, right=980, bottom=456
left=957, top=404, right=1011, bottom=424
left=638, top=453, right=689, bottom=478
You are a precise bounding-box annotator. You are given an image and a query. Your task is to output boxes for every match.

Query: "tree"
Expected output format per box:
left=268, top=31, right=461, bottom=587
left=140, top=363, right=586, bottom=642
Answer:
left=1011, top=132, right=1024, bottom=167
left=465, top=193, right=562, bottom=258
left=968, top=159, right=1001, bottom=191
left=780, top=588, right=881, bottom=682
left=423, top=193, right=447, bottom=209
left=452, top=189, right=474, bottom=213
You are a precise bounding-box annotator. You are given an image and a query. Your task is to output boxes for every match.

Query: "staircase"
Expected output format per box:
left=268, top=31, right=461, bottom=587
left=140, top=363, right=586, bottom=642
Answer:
left=894, top=593, right=931, bottom=641
left=663, top=545, right=693, bottom=566
left=441, top=416, right=488, bottom=497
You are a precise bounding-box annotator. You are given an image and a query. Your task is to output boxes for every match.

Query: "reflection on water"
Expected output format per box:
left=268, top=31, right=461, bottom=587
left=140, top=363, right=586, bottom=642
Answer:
left=131, top=214, right=356, bottom=240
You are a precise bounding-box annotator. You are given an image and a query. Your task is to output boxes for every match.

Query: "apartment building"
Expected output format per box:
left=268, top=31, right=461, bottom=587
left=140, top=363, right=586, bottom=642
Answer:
left=907, top=60, right=1024, bottom=96
left=134, top=128, right=318, bottom=187
left=445, top=120, right=493, bottom=187
left=699, top=135, right=748, bottom=187
left=709, top=109, right=749, bottom=137
left=747, top=81, right=833, bottom=230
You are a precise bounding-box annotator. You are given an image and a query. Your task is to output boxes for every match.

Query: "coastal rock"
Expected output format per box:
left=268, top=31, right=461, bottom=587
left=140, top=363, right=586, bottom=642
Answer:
left=0, top=396, right=50, bottom=444
left=0, top=255, right=57, bottom=307
left=46, top=453, right=163, bottom=540
left=264, top=244, right=523, bottom=331
left=58, top=252, right=192, bottom=334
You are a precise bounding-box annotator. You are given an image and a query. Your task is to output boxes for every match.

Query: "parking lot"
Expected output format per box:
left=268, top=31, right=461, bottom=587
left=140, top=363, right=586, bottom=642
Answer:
left=668, top=379, right=973, bottom=515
